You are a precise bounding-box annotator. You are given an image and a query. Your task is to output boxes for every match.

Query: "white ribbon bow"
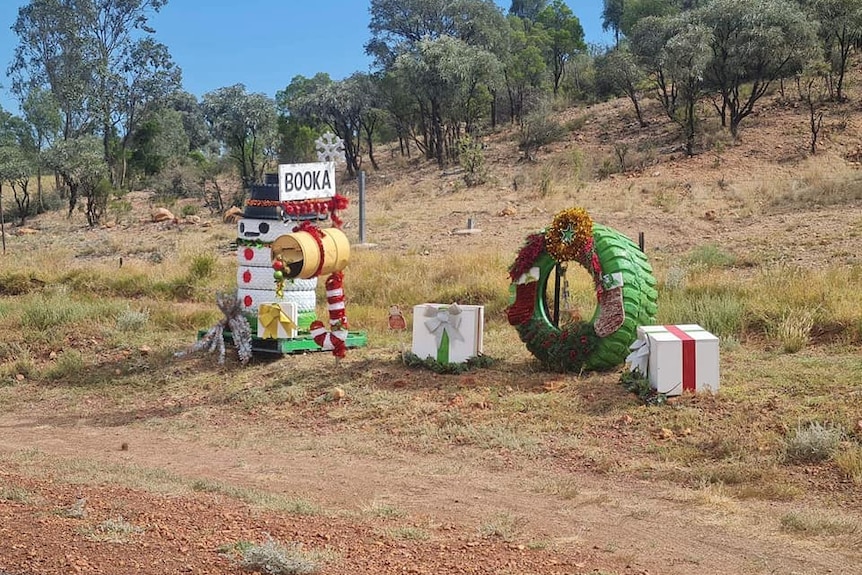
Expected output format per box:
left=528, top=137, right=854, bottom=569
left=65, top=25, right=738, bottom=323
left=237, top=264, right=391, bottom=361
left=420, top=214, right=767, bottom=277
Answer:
left=424, top=303, right=465, bottom=348
left=625, top=334, right=650, bottom=375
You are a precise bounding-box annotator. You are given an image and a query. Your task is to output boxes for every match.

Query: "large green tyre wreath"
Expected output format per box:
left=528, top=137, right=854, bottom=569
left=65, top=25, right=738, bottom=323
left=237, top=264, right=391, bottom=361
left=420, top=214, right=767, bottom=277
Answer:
left=509, top=223, right=658, bottom=372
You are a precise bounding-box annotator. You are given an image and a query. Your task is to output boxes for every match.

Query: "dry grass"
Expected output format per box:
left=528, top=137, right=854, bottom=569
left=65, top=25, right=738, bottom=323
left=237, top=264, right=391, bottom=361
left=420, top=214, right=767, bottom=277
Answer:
left=780, top=509, right=861, bottom=537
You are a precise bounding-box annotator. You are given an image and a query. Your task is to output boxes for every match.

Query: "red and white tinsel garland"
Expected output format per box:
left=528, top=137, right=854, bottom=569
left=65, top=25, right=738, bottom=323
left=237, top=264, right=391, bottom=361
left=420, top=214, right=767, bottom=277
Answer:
left=309, top=271, right=349, bottom=358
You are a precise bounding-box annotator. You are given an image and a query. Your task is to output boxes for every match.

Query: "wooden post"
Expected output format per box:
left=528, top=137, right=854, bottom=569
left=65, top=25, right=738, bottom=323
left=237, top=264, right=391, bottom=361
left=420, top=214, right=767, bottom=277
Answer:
left=638, top=231, right=645, bottom=252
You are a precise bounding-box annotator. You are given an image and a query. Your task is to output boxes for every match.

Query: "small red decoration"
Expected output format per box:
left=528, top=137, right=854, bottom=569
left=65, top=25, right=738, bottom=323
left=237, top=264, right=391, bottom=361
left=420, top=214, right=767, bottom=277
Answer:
left=247, top=194, right=349, bottom=229
left=243, top=295, right=253, bottom=307
left=242, top=270, right=252, bottom=283
left=244, top=247, right=254, bottom=261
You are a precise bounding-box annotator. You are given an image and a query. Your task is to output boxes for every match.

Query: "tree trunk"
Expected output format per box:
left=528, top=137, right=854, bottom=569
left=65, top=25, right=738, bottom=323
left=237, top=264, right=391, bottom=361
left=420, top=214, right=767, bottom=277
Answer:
left=364, top=125, right=379, bottom=170
left=627, top=89, right=646, bottom=128
left=685, top=96, right=696, bottom=157
left=431, top=99, right=444, bottom=167
left=36, top=162, right=44, bottom=214
left=490, top=88, right=497, bottom=129
left=0, top=184, right=6, bottom=254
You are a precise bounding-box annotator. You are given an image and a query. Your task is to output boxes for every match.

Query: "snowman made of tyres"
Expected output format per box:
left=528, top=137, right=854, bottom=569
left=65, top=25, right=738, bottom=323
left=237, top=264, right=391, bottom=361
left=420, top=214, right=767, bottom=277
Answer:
left=235, top=173, right=321, bottom=332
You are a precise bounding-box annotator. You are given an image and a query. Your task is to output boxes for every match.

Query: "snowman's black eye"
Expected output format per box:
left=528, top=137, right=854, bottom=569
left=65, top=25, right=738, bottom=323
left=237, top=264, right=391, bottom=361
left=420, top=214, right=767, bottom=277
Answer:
left=239, top=222, right=245, bottom=233
left=259, top=222, right=270, bottom=234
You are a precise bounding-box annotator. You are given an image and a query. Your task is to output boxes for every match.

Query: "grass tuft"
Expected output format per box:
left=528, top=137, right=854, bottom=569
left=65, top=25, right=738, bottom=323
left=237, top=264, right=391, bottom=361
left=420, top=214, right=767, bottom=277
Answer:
left=479, top=512, right=526, bottom=542
left=833, top=445, right=862, bottom=485
left=84, top=516, right=143, bottom=542
left=240, top=538, right=321, bottom=575
left=782, top=422, right=843, bottom=464
left=116, top=308, right=150, bottom=332
left=780, top=509, right=860, bottom=536
left=0, top=485, right=34, bottom=503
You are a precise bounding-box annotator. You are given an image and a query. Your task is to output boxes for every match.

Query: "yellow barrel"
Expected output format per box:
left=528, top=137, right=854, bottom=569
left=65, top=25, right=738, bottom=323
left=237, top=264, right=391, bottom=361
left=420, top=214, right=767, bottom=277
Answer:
left=271, top=227, right=350, bottom=279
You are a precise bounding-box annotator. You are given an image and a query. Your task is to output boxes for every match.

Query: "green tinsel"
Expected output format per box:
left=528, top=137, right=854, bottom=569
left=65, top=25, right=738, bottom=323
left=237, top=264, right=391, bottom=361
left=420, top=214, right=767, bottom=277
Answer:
left=515, top=317, right=599, bottom=373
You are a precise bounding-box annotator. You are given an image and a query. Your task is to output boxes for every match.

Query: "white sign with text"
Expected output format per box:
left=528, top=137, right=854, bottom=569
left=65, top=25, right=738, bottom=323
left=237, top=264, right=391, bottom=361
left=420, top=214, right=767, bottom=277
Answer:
left=278, top=162, right=336, bottom=201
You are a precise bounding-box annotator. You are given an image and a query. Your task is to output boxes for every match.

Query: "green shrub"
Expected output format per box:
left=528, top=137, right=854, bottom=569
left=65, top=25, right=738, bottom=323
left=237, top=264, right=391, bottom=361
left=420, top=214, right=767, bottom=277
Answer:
left=519, top=103, right=566, bottom=157
left=686, top=244, right=737, bottom=269
left=116, top=308, right=150, bottom=332
left=188, top=253, right=217, bottom=281
left=457, top=135, right=487, bottom=186
left=782, top=422, right=843, bottom=464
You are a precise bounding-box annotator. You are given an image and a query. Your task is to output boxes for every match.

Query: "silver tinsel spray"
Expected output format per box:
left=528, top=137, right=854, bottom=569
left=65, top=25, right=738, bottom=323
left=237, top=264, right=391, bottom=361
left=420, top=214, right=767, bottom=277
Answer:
left=176, top=291, right=253, bottom=365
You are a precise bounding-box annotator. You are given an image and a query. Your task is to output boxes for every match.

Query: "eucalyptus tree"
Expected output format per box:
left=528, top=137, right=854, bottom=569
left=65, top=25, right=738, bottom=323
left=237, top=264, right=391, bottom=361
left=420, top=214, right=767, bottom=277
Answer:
left=509, top=0, right=548, bottom=21
left=0, top=145, right=35, bottom=225
left=535, top=0, right=587, bottom=96
left=352, top=73, right=388, bottom=171
left=366, top=0, right=508, bottom=65
left=806, top=0, right=862, bottom=101
left=619, top=0, right=679, bottom=36
left=20, top=87, right=62, bottom=212
left=75, top=0, right=171, bottom=177
left=10, top=0, right=93, bottom=139
left=662, top=22, right=711, bottom=155
left=394, top=35, right=501, bottom=166
left=275, top=74, right=331, bottom=164
left=630, top=15, right=681, bottom=121
left=9, top=0, right=174, bottom=184
left=602, top=0, right=625, bottom=46
left=366, top=0, right=508, bottom=150
left=699, top=0, right=819, bottom=137
left=502, top=15, right=550, bottom=123
left=375, top=69, right=423, bottom=158
left=44, top=135, right=109, bottom=224
left=595, top=45, right=647, bottom=127
left=202, top=84, right=278, bottom=188
left=630, top=14, right=709, bottom=155
left=0, top=111, right=37, bottom=225
left=284, top=73, right=390, bottom=177
left=165, top=91, right=213, bottom=153
left=112, top=37, right=182, bottom=187
left=128, top=106, right=189, bottom=177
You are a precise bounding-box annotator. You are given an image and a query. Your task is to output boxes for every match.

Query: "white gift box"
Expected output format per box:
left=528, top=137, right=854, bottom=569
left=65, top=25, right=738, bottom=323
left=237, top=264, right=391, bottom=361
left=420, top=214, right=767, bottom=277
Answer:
left=411, top=304, right=484, bottom=364
left=257, top=302, right=298, bottom=340
left=630, top=324, right=719, bottom=395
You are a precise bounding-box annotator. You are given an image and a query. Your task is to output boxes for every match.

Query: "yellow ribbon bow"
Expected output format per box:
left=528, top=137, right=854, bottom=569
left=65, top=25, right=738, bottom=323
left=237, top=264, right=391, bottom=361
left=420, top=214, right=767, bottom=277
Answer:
left=259, top=303, right=296, bottom=339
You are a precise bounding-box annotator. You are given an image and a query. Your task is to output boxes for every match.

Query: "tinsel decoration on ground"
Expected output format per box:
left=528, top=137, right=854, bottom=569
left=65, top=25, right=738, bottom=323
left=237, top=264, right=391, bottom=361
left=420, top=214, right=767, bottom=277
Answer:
left=177, top=291, right=253, bottom=365
left=515, top=318, right=599, bottom=372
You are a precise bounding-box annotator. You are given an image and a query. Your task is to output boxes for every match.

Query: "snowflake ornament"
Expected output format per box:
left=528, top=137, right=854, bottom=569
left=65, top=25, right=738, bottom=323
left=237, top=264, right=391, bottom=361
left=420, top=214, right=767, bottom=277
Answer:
left=315, top=132, right=345, bottom=163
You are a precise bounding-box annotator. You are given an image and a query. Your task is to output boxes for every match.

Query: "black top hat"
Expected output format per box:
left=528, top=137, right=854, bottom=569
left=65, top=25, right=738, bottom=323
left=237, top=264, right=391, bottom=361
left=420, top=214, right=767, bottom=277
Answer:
left=243, top=175, right=281, bottom=219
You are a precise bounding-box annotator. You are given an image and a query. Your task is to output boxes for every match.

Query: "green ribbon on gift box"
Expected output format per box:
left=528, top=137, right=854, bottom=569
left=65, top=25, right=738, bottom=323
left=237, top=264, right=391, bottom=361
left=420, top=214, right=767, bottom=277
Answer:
left=424, top=303, right=464, bottom=364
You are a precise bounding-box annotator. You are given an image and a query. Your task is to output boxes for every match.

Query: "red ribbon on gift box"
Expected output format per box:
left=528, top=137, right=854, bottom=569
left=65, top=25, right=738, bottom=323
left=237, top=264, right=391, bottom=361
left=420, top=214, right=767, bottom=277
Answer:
left=665, top=325, right=696, bottom=392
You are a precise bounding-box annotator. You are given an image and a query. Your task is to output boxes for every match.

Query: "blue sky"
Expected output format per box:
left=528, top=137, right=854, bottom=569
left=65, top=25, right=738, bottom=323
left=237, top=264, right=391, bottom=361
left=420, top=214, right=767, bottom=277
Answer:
left=0, top=1, right=611, bottom=114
